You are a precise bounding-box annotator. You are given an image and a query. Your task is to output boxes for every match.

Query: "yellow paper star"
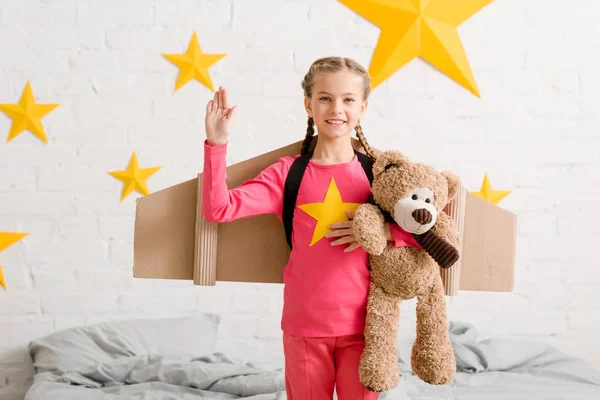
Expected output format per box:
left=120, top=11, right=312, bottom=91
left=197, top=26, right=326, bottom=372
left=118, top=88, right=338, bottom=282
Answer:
left=0, top=232, right=28, bottom=290
left=339, top=0, right=493, bottom=97
left=0, top=81, right=60, bottom=143
left=162, top=31, right=226, bottom=92
left=471, top=174, right=511, bottom=205
left=298, top=177, right=361, bottom=246
left=108, top=152, right=161, bottom=202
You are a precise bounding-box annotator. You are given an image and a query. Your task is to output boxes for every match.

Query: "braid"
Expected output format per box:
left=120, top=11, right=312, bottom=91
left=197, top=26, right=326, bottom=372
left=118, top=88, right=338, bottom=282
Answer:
left=300, top=117, right=315, bottom=155
left=355, top=122, right=376, bottom=160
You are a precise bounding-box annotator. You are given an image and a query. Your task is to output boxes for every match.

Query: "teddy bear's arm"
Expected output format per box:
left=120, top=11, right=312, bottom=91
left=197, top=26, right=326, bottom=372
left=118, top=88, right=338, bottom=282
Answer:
left=353, top=203, right=388, bottom=256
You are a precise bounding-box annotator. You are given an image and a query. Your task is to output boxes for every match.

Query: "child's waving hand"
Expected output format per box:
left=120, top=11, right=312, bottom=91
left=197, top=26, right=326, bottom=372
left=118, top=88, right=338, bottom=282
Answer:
left=205, top=86, right=238, bottom=146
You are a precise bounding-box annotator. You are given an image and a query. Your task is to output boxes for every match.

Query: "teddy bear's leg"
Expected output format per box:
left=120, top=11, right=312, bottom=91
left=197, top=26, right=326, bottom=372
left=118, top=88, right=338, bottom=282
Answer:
left=411, top=275, right=456, bottom=385
left=359, top=283, right=401, bottom=392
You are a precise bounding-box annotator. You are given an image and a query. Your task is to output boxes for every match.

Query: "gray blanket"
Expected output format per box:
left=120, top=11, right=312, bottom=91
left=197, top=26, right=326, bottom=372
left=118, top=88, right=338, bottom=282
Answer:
left=384, top=322, right=600, bottom=399
left=25, top=319, right=600, bottom=399
left=26, top=353, right=285, bottom=399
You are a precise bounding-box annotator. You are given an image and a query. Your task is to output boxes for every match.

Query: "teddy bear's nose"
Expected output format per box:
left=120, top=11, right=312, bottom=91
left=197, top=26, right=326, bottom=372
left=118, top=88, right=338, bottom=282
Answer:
left=412, top=208, right=433, bottom=224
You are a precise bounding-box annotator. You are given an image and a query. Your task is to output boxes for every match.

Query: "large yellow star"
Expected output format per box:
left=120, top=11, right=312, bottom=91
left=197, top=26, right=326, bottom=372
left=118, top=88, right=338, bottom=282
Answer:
left=108, top=152, right=161, bottom=202
left=0, top=81, right=60, bottom=143
left=0, top=232, right=28, bottom=290
left=471, top=174, right=511, bottom=205
left=298, top=178, right=361, bottom=246
left=162, top=31, right=226, bottom=92
left=339, top=0, right=493, bottom=97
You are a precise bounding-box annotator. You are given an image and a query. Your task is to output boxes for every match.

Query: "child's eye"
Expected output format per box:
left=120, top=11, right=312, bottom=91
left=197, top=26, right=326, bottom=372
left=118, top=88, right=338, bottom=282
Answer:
left=319, top=96, right=330, bottom=101
left=345, top=98, right=355, bottom=102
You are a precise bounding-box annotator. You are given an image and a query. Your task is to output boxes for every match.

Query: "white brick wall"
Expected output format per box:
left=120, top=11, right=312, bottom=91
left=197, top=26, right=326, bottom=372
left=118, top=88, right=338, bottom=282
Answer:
left=1, top=0, right=600, bottom=397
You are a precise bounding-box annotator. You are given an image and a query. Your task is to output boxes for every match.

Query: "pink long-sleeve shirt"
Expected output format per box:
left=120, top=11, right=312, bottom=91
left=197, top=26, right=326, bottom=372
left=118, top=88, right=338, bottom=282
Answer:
left=202, top=141, right=420, bottom=337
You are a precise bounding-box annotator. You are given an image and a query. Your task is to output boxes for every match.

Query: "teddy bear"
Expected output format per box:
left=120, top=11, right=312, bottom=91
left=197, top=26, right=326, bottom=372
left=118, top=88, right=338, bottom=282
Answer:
left=352, top=150, right=462, bottom=392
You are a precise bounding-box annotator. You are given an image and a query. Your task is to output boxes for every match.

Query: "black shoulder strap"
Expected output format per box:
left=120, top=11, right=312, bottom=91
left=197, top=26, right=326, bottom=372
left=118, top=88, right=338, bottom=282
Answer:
left=355, top=151, right=374, bottom=185
left=282, top=150, right=374, bottom=249
left=283, top=152, right=312, bottom=249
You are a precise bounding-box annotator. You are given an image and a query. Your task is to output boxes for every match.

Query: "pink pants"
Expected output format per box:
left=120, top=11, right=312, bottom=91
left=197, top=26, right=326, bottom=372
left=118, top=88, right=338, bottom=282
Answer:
left=283, top=332, right=380, bottom=400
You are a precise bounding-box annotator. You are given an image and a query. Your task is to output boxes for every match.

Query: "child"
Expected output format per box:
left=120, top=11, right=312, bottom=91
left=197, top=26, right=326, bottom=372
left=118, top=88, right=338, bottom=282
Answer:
left=202, top=57, right=408, bottom=399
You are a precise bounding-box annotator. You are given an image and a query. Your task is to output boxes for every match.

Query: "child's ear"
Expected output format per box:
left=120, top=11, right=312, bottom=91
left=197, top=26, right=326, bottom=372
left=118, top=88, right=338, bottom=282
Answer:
left=360, top=99, right=368, bottom=118
left=304, top=97, right=312, bottom=118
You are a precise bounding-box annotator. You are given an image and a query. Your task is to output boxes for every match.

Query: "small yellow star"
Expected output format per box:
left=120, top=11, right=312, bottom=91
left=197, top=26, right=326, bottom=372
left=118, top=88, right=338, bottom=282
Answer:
left=298, top=178, right=361, bottom=246
left=0, top=232, right=28, bottom=290
left=471, top=174, right=511, bottom=205
left=0, top=81, right=60, bottom=143
left=339, top=0, right=493, bottom=96
left=108, top=152, right=161, bottom=202
left=162, top=31, right=226, bottom=92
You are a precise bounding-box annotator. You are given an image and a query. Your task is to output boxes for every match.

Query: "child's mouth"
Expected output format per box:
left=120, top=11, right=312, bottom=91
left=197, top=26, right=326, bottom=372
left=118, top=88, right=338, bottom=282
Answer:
left=326, top=119, right=345, bottom=125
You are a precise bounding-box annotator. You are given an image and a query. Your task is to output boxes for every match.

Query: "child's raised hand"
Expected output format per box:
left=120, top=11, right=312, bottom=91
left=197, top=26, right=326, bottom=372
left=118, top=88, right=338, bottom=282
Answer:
left=205, top=86, right=238, bottom=146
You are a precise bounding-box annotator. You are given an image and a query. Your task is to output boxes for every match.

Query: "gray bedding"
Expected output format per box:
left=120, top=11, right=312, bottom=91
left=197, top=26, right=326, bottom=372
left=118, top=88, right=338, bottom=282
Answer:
left=25, top=315, right=600, bottom=399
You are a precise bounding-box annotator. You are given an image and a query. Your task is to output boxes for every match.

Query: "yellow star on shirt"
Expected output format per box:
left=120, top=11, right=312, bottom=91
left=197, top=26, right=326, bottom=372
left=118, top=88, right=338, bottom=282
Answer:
left=298, top=178, right=361, bottom=246
left=0, top=232, right=28, bottom=290
left=108, top=152, right=161, bottom=202
left=162, top=31, right=226, bottom=92
left=339, top=0, right=493, bottom=97
left=471, top=174, right=511, bottom=205
left=0, top=81, right=60, bottom=143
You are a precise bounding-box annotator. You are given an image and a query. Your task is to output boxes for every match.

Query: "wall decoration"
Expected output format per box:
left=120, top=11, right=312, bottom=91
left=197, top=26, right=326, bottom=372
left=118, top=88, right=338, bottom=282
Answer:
left=108, top=152, right=161, bottom=202
left=471, top=173, right=511, bottom=204
left=0, top=81, right=60, bottom=143
left=162, top=31, right=226, bottom=92
left=0, top=232, right=28, bottom=290
left=339, top=0, right=493, bottom=96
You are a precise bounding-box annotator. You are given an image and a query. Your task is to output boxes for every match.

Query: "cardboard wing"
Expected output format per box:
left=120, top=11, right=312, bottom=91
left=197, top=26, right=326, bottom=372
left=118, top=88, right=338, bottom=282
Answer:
left=133, top=139, right=517, bottom=296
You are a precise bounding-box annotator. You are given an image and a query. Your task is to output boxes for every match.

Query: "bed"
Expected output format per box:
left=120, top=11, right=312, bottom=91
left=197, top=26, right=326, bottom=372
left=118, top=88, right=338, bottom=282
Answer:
left=18, top=313, right=600, bottom=399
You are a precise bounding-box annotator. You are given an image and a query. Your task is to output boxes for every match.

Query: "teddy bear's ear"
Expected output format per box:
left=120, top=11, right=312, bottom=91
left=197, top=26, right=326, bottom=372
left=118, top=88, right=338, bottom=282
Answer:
left=441, top=171, right=461, bottom=201
left=373, top=150, right=409, bottom=177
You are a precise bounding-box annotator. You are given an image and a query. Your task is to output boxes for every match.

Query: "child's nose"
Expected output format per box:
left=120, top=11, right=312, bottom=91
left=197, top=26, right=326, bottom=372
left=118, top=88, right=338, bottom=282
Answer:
left=331, top=100, right=344, bottom=114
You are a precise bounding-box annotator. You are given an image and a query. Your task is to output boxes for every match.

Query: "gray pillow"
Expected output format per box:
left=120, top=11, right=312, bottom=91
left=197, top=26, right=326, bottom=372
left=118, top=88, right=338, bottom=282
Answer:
left=29, top=312, right=220, bottom=374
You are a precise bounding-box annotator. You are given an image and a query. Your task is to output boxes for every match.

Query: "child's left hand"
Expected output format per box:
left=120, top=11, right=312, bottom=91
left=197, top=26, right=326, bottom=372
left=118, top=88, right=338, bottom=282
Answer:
left=327, top=210, right=361, bottom=252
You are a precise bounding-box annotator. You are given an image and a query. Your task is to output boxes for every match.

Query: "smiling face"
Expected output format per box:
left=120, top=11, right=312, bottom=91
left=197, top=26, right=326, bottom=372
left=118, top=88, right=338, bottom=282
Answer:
left=303, top=70, right=368, bottom=140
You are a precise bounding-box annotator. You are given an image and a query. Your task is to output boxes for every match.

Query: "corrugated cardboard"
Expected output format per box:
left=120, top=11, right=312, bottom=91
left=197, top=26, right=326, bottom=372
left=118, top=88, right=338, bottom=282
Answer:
left=133, top=138, right=517, bottom=296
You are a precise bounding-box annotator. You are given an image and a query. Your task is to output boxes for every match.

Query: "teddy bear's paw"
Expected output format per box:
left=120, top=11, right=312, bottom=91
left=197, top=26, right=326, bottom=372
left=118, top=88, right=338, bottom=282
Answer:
left=359, top=353, right=400, bottom=392
left=362, top=238, right=387, bottom=256
left=416, top=368, right=455, bottom=385
left=364, top=386, right=383, bottom=393
left=411, top=343, right=456, bottom=385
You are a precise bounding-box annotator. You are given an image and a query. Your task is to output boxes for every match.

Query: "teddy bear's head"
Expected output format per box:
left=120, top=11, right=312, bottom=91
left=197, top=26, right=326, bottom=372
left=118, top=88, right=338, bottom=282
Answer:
left=371, top=150, right=460, bottom=235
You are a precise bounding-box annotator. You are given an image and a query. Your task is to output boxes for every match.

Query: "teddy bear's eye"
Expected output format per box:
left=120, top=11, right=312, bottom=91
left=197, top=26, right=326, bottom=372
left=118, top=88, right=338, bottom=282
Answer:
left=411, top=194, right=418, bottom=200
left=384, top=163, right=399, bottom=172
left=425, top=198, right=431, bottom=203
